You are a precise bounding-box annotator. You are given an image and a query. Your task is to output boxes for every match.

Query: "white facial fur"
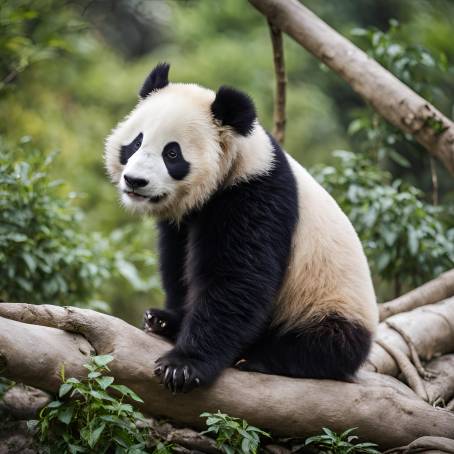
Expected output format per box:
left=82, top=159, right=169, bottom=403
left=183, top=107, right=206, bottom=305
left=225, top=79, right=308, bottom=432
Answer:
left=105, top=82, right=274, bottom=221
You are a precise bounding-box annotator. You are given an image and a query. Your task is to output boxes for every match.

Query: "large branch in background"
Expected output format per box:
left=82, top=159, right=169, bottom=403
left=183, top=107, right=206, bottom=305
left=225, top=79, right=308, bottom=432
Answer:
left=379, top=269, right=454, bottom=321
left=1, top=304, right=454, bottom=449
left=249, top=0, right=454, bottom=175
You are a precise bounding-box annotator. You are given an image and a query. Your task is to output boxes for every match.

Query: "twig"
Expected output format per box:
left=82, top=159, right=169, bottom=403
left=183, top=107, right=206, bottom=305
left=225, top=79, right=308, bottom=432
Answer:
left=268, top=20, right=287, bottom=145
left=430, top=156, right=439, bottom=206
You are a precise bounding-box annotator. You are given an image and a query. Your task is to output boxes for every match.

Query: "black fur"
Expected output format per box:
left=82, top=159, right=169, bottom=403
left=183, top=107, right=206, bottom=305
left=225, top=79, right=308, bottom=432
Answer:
left=147, top=136, right=372, bottom=392
left=120, top=132, right=143, bottom=165
left=211, top=86, right=256, bottom=136
left=139, top=63, right=170, bottom=99
left=162, top=142, right=190, bottom=180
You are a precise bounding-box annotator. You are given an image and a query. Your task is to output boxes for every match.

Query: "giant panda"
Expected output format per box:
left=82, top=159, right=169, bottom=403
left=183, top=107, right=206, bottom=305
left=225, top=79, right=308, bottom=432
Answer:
left=105, top=63, right=378, bottom=393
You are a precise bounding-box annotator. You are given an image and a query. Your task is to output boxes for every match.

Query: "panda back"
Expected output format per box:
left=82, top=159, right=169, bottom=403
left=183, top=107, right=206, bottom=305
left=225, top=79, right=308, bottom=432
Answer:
left=273, top=154, right=378, bottom=333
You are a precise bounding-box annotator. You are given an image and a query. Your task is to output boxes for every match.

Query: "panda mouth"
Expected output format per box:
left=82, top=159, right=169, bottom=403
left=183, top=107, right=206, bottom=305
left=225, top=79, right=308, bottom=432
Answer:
left=125, top=191, right=168, bottom=204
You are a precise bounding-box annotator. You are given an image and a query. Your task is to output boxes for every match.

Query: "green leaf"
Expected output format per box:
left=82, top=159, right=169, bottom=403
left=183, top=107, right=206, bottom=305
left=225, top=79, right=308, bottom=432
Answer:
left=110, top=385, right=144, bottom=403
left=57, top=406, right=74, bottom=425
left=89, top=389, right=116, bottom=402
left=93, top=355, right=114, bottom=367
left=46, top=400, right=63, bottom=408
left=59, top=383, right=73, bottom=398
left=88, top=423, right=105, bottom=448
left=241, top=436, right=250, bottom=453
left=96, top=376, right=114, bottom=390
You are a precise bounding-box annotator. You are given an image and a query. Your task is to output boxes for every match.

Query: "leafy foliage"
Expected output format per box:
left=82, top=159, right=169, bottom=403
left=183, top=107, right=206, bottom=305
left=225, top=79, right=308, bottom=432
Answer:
left=303, top=427, right=380, bottom=454
left=0, top=137, right=160, bottom=309
left=0, top=138, right=112, bottom=306
left=0, top=0, right=84, bottom=94
left=200, top=411, right=270, bottom=454
left=312, top=151, right=454, bottom=295
left=29, top=355, right=152, bottom=453
left=349, top=19, right=448, bottom=168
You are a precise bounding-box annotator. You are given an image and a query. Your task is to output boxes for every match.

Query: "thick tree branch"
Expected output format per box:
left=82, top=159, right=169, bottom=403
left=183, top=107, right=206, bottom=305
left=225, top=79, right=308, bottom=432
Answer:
left=379, top=269, right=454, bottom=321
left=365, top=297, right=454, bottom=376
left=250, top=0, right=454, bottom=175
left=1, top=303, right=454, bottom=449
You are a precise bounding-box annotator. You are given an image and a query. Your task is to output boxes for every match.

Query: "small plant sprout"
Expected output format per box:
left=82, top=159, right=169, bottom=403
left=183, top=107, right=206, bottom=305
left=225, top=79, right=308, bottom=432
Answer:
left=200, top=410, right=270, bottom=454
left=29, top=354, right=154, bottom=453
left=304, top=427, right=380, bottom=454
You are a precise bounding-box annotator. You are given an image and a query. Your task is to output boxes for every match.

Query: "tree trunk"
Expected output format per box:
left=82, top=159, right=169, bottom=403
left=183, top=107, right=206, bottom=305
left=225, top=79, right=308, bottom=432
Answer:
left=248, top=0, right=454, bottom=175
left=1, top=303, right=454, bottom=449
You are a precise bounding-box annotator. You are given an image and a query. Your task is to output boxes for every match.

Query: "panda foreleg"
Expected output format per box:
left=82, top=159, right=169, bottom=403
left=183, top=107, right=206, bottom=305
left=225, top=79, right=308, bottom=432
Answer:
left=143, top=220, right=188, bottom=340
left=153, top=281, right=273, bottom=393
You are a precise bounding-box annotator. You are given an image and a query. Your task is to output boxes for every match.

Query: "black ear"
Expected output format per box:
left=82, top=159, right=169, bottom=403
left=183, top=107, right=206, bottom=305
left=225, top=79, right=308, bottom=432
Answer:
left=211, top=86, right=256, bottom=136
left=139, top=63, right=170, bottom=98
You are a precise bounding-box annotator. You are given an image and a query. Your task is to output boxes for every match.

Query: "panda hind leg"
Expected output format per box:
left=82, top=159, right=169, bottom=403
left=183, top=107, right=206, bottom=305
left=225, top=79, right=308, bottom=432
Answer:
left=237, top=313, right=372, bottom=381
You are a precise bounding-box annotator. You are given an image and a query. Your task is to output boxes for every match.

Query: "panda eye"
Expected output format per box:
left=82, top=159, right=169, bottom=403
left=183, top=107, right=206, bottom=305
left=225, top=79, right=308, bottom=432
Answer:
left=163, top=142, right=181, bottom=161
left=134, top=136, right=143, bottom=150
left=165, top=149, right=178, bottom=160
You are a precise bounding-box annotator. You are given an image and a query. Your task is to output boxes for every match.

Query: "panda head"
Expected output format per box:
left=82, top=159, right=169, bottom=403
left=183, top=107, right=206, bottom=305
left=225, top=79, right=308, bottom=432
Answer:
left=105, top=63, right=257, bottom=220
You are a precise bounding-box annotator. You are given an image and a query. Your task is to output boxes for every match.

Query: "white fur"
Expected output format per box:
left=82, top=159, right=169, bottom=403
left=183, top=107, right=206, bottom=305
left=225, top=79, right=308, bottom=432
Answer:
left=105, top=83, right=272, bottom=221
left=274, top=156, right=378, bottom=332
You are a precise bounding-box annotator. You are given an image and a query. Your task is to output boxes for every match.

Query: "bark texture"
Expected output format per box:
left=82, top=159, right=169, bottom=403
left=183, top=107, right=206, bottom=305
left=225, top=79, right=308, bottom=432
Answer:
left=379, top=269, right=454, bottom=321
left=249, top=0, right=454, bottom=175
left=365, top=297, right=454, bottom=376
left=1, top=303, right=454, bottom=450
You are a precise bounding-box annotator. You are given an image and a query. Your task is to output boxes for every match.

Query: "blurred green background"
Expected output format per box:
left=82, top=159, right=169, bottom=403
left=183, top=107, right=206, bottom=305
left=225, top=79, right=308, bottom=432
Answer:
left=1, top=0, right=453, bottom=325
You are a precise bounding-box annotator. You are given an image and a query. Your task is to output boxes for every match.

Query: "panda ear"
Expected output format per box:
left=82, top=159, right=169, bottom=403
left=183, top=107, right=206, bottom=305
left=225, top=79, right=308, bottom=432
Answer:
left=211, top=86, right=256, bottom=136
left=139, top=63, right=170, bottom=99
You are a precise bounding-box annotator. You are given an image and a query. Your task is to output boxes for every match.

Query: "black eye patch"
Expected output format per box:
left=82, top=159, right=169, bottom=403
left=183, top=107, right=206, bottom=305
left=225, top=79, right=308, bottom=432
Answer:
left=120, top=132, right=143, bottom=165
left=162, top=142, right=190, bottom=180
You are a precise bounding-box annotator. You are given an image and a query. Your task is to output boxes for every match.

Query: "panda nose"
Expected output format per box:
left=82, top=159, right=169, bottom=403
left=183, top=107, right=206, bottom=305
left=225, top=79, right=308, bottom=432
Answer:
left=124, top=174, right=149, bottom=189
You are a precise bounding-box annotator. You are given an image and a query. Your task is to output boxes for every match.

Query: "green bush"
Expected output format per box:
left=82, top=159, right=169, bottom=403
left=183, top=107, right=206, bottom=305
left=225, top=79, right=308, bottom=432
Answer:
left=0, top=137, right=160, bottom=309
left=0, top=137, right=114, bottom=306
left=200, top=411, right=270, bottom=454
left=303, top=427, right=380, bottom=454
left=312, top=150, right=454, bottom=296
left=30, top=355, right=151, bottom=453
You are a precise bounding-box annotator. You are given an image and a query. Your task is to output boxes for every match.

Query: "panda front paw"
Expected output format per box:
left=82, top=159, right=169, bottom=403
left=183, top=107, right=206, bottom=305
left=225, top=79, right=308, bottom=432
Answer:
left=143, top=308, right=180, bottom=340
left=154, top=350, right=210, bottom=394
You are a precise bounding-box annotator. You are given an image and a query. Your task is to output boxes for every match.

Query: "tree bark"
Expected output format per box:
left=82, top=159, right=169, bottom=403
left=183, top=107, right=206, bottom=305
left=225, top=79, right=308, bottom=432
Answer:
left=365, top=297, right=454, bottom=376
left=248, top=0, right=454, bottom=175
left=1, top=303, right=454, bottom=449
left=379, top=269, right=454, bottom=321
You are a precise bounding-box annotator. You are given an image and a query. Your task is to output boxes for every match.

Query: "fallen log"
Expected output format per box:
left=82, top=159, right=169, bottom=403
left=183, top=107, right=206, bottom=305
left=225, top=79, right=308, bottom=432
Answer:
left=249, top=0, right=454, bottom=175
left=379, top=269, right=454, bottom=321
left=1, top=303, right=454, bottom=449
